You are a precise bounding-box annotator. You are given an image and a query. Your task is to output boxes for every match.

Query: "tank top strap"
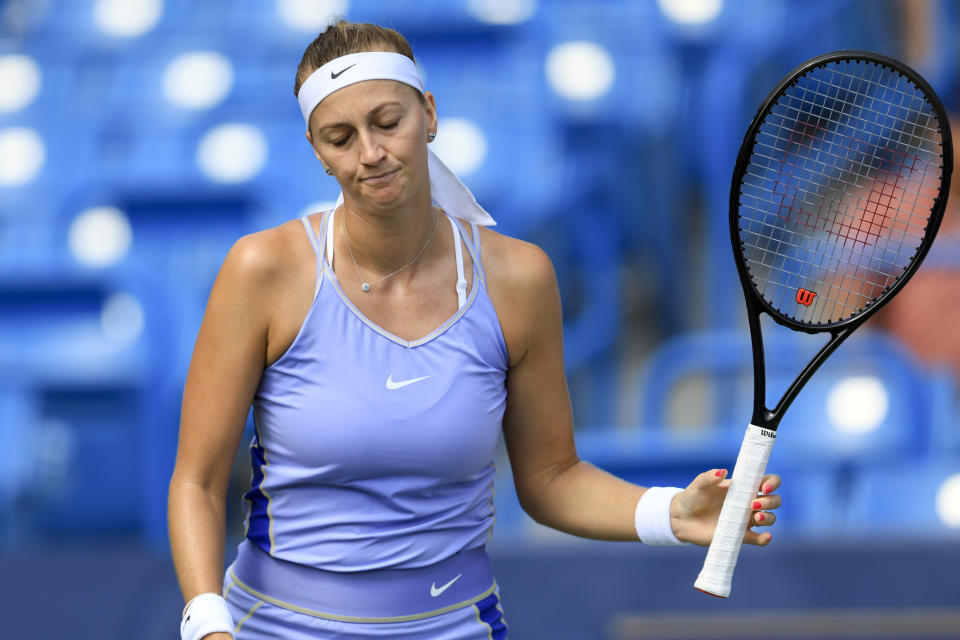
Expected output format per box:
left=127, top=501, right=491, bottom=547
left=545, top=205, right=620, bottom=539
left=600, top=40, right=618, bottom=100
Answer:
left=468, top=222, right=481, bottom=254
left=300, top=214, right=324, bottom=299
left=300, top=215, right=322, bottom=255
left=448, top=215, right=468, bottom=309
left=323, top=208, right=336, bottom=268
left=452, top=218, right=487, bottom=285
left=469, top=222, right=484, bottom=280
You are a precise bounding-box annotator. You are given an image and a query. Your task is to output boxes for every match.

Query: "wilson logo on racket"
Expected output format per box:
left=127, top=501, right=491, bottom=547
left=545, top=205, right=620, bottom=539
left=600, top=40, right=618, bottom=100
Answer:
left=796, top=288, right=817, bottom=306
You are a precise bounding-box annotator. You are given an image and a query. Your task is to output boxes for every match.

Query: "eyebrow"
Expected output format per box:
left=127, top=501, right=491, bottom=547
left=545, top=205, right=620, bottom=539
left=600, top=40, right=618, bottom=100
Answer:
left=316, top=101, right=405, bottom=135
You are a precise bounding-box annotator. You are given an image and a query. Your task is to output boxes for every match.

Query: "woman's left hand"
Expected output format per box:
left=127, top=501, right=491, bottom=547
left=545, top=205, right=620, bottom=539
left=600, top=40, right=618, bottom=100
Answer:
left=669, top=469, right=782, bottom=547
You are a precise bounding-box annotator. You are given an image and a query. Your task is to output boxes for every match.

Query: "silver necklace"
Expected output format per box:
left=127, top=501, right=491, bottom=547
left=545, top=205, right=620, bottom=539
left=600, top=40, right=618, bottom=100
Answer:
left=341, top=208, right=439, bottom=292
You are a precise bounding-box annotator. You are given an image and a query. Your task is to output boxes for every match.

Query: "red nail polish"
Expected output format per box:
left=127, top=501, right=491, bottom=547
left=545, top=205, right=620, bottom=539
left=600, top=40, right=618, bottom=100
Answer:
left=715, top=470, right=723, bottom=478
left=758, top=513, right=765, bottom=522
left=763, top=484, right=772, bottom=494
left=752, top=501, right=762, bottom=510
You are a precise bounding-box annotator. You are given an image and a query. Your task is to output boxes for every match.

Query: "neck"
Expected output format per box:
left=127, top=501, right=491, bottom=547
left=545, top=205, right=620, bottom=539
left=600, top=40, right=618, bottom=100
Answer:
left=339, top=186, right=438, bottom=276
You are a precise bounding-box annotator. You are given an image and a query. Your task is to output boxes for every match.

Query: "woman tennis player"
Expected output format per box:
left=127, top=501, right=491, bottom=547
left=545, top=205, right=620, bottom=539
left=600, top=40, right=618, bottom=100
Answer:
left=168, top=20, right=782, bottom=639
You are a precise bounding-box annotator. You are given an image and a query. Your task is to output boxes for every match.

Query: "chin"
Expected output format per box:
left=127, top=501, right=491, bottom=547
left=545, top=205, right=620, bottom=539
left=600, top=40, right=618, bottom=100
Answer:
left=359, top=191, right=407, bottom=212
left=364, top=185, right=413, bottom=209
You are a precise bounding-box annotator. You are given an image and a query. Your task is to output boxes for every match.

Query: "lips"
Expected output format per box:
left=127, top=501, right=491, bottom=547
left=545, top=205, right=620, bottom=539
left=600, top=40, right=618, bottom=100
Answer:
left=362, top=168, right=399, bottom=184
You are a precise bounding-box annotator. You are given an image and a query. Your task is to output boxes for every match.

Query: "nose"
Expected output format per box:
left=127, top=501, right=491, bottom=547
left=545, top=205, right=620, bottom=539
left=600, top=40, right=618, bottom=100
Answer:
left=357, top=129, right=385, bottom=166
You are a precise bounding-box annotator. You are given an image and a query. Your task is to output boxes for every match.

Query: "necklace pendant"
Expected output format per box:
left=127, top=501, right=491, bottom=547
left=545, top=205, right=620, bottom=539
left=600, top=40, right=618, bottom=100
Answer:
left=361, top=282, right=371, bottom=292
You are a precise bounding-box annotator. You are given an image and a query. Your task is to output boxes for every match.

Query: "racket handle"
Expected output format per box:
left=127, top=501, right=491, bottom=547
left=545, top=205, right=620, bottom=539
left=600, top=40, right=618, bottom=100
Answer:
left=694, top=423, right=776, bottom=598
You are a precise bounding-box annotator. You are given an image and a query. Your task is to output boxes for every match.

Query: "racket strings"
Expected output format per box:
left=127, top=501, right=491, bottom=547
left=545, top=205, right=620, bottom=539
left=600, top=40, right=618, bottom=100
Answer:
left=757, top=92, right=937, bottom=239
left=755, top=78, right=937, bottom=237
left=742, top=164, right=932, bottom=244
left=745, top=151, right=931, bottom=247
left=746, top=142, right=935, bottom=233
left=738, top=60, right=945, bottom=325
left=824, top=66, right=941, bottom=133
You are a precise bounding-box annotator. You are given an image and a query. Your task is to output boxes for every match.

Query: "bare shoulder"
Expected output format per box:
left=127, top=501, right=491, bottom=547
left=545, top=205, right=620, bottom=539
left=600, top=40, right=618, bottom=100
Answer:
left=477, top=226, right=557, bottom=297
left=206, top=218, right=314, bottom=336
left=475, top=227, right=560, bottom=367
left=229, top=218, right=319, bottom=365
left=216, top=218, right=313, bottom=300
left=223, top=219, right=302, bottom=278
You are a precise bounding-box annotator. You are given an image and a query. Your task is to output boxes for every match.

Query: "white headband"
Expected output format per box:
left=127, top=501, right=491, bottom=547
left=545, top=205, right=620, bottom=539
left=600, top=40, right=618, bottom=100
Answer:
left=297, top=52, right=422, bottom=124
left=297, top=51, right=496, bottom=226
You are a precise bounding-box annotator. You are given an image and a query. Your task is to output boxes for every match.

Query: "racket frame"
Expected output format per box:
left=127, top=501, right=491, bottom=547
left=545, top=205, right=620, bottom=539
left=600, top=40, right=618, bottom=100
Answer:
left=729, top=49, right=953, bottom=432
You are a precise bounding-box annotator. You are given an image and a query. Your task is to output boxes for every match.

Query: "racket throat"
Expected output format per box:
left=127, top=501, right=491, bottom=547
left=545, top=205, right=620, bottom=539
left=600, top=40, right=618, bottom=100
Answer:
left=746, top=307, right=780, bottom=430
left=747, top=311, right=855, bottom=430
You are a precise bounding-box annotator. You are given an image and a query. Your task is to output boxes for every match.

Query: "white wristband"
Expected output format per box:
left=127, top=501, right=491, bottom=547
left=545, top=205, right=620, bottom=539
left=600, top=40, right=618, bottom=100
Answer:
left=181, top=593, right=236, bottom=640
left=635, top=486, right=689, bottom=546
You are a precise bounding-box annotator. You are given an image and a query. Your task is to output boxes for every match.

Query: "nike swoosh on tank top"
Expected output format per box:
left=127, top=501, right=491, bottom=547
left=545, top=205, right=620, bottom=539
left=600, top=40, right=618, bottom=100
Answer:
left=242, top=208, right=508, bottom=571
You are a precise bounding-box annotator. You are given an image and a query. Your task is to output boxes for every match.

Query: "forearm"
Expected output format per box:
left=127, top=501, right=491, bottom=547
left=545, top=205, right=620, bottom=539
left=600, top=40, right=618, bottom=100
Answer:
left=518, top=460, right=645, bottom=541
left=168, top=479, right=230, bottom=603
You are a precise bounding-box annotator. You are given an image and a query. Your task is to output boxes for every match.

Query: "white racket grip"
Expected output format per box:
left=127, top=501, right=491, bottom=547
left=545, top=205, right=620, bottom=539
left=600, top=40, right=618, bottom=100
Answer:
left=694, top=423, right=776, bottom=598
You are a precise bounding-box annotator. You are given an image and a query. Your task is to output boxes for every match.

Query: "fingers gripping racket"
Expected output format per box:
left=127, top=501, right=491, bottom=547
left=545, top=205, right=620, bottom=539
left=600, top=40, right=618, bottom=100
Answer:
left=694, top=51, right=953, bottom=598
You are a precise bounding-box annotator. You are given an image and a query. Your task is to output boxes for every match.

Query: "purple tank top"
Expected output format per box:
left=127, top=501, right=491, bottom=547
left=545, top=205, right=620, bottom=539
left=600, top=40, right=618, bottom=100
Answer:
left=242, top=209, right=508, bottom=571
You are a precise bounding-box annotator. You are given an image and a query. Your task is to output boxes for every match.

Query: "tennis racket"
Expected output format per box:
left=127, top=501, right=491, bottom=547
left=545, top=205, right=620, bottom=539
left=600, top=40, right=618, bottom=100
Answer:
left=694, top=50, right=953, bottom=598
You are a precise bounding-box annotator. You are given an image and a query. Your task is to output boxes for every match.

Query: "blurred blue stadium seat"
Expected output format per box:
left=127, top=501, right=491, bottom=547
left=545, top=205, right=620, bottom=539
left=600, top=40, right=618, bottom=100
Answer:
left=929, top=368, right=960, bottom=456
left=0, top=185, right=65, bottom=268
left=630, top=327, right=950, bottom=536
left=25, top=0, right=201, bottom=46
left=923, top=0, right=960, bottom=100
left=0, top=108, right=98, bottom=232
left=109, top=188, right=259, bottom=385
left=846, top=458, right=960, bottom=537
left=552, top=206, right=620, bottom=370
left=528, top=1, right=694, bottom=332
left=639, top=328, right=940, bottom=467
left=350, top=0, right=528, bottom=37
left=0, top=266, right=174, bottom=542
left=772, top=335, right=937, bottom=467
left=534, top=205, right=620, bottom=426
left=0, top=387, right=39, bottom=539
left=179, top=0, right=535, bottom=48
left=414, top=39, right=561, bottom=235
left=533, top=0, right=679, bottom=134
left=17, top=1, right=96, bottom=39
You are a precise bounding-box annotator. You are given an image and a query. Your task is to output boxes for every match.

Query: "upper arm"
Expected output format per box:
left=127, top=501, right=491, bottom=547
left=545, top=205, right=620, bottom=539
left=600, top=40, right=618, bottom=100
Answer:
left=491, top=240, right=579, bottom=512
left=170, top=232, right=279, bottom=497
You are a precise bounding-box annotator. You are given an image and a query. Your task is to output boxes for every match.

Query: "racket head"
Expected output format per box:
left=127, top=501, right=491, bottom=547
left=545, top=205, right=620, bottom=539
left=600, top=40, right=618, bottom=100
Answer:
left=731, top=50, right=953, bottom=333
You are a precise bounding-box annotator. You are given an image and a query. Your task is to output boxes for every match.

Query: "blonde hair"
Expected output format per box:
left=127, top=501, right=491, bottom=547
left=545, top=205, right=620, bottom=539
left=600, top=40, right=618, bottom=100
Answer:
left=293, top=20, right=417, bottom=97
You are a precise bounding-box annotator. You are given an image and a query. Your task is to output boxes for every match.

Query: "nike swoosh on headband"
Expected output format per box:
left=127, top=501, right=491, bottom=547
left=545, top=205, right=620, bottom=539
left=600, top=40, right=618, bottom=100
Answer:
left=330, top=63, right=357, bottom=80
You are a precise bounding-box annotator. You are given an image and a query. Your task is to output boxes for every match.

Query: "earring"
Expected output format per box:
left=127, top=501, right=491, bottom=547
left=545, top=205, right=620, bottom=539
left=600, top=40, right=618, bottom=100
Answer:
left=427, top=132, right=436, bottom=142
left=324, top=167, right=333, bottom=176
